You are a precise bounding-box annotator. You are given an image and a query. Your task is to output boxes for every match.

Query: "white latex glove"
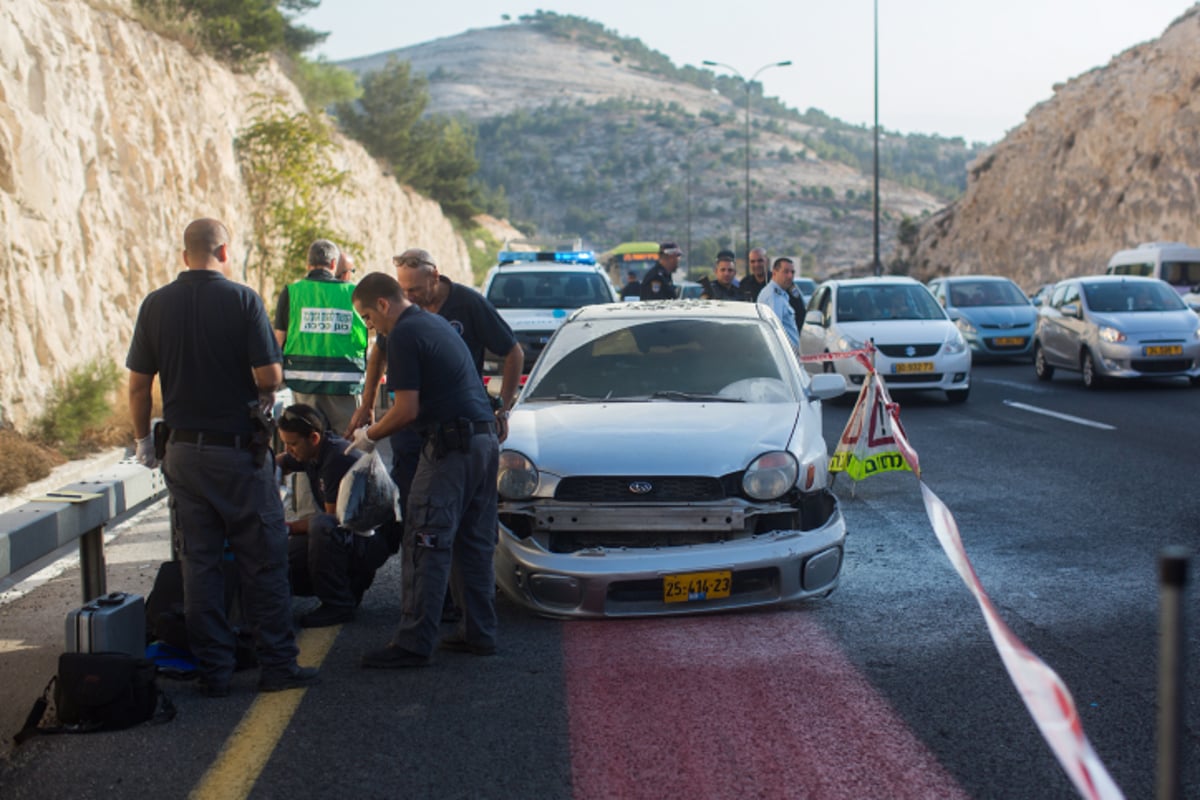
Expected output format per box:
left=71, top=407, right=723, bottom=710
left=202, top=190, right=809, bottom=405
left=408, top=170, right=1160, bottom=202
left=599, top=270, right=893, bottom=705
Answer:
left=346, top=425, right=376, bottom=455
left=258, top=391, right=277, bottom=416
left=134, top=435, right=159, bottom=469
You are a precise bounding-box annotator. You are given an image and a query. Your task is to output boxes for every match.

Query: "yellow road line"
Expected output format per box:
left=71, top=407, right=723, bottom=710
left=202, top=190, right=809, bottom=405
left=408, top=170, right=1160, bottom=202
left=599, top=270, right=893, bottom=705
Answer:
left=189, top=626, right=339, bottom=800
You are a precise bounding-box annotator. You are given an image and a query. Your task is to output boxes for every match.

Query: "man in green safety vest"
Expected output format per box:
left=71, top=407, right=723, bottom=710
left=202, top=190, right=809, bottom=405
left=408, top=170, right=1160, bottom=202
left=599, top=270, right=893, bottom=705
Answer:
left=274, top=239, right=369, bottom=517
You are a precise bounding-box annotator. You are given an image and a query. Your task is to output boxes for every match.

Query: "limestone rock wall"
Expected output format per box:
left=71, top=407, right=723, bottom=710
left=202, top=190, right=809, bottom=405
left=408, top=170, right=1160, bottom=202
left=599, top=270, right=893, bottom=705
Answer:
left=0, top=0, right=470, bottom=428
left=908, top=6, right=1200, bottom=290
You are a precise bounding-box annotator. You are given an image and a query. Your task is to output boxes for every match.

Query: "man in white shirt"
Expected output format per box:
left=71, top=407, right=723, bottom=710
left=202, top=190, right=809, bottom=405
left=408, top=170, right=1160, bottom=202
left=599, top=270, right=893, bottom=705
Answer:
left=756, top=256, right=800, bottom=349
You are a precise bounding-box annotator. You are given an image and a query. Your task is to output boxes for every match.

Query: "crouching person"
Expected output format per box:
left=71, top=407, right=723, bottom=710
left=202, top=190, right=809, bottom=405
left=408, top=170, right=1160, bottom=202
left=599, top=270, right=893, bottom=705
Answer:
left=277, top=404, right=393, bottom=628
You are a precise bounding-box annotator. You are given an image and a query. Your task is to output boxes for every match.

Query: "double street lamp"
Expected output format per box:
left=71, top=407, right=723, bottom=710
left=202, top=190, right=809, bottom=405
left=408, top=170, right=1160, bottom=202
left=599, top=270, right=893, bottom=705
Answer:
left=702, top=59, right=791, bottom=264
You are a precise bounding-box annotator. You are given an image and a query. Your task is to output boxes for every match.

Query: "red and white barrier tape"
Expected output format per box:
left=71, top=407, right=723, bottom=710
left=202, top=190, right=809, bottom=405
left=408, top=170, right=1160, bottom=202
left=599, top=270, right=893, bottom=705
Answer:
left=841, top=369, right=1123, bottom=799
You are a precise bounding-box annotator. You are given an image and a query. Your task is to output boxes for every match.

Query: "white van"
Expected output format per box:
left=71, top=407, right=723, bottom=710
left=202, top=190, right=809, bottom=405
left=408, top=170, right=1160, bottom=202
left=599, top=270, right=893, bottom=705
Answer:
left=1105, top=242, right=1200, bottom=293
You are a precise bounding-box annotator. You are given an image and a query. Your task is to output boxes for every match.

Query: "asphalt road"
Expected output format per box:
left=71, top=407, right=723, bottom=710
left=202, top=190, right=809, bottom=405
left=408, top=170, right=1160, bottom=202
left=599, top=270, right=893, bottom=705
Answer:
left=0, top=360, right=1196, bottom=799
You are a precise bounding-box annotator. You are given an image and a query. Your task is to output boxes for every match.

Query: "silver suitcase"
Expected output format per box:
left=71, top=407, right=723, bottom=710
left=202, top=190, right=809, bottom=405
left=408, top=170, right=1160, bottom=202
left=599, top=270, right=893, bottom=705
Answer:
left=65, top=591, right=146, bottom=658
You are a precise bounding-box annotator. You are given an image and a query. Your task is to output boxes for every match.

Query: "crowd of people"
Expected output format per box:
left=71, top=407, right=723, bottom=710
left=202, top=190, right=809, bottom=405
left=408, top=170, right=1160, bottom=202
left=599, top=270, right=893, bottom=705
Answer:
left=125, top=220, right=803, bottom=695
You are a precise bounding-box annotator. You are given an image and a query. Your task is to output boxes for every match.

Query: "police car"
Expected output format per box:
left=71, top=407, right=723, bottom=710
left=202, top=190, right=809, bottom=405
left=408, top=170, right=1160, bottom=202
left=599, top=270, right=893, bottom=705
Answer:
left=480, top=251, right=618, bottom=375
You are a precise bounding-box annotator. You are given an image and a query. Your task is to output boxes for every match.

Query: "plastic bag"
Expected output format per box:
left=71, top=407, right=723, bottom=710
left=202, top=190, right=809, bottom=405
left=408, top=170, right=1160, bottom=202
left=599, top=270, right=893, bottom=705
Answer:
left=336, top=451, right=401, bottom=535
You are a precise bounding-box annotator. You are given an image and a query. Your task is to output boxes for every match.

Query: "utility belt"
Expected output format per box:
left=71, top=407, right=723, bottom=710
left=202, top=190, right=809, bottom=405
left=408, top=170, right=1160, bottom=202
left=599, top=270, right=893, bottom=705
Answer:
left=421, top=418, right=496, bottom=459
left=161, top=401, right=275, bottom=467
left=168, top=429, right=253, bottom=448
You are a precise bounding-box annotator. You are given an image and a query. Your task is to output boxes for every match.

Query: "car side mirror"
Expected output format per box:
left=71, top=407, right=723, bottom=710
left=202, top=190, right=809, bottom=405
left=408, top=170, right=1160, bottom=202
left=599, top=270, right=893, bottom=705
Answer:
left=1061, top=302, right=1080, bottom=318
left=808, top=373, right=846, bottom=400
left=803, top=309, right=825, bottom=326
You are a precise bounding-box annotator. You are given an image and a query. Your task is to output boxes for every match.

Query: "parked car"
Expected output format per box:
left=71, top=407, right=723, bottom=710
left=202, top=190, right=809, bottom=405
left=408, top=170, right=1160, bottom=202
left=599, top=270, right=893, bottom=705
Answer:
left=927, top=275, right=1037, bottom=361
left=495, top=300, right=848, bottom=618
left=800, top=277, right=972, bottom=403
left=793, top=277, right=818, bottom=306
left=1033, top=275, right=1200, bottom=388
left=1028, top=283, right=1055, bottom=308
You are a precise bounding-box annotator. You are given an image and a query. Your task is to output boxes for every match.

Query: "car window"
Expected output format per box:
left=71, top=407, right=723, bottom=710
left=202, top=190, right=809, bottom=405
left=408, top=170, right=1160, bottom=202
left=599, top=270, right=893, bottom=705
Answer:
left=1162, top=261, right=1200, bottom=288
left=837, top=285, right=944, bottom=321
left=525, top=318, right=798, bottom=402
left=1083, top=281, right=1187, bottom=312
left=487, top=272, right=612, bottom=309
left=947, top=279, right=1028, bottom=307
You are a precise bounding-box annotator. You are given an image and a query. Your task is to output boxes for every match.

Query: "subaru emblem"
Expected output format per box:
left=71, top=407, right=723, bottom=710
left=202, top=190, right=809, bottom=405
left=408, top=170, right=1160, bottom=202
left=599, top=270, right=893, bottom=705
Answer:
left=905, top=345, right=916, bottom=357
left=629, top=481, right=653, bottom=495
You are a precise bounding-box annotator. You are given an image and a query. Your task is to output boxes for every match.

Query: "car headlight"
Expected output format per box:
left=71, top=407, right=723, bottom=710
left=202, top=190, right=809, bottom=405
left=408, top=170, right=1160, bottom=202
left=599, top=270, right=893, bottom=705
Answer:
left=742, top=451, right=798, bottom=501
left=942, top=329, right=968, bottom=355
left=1098, top=326, right=1126, bottom=343
left=835, top=332, right=865, bottom=352
left=955, top=317, right=977, bottom=336
left=497, top=450, right=538, bottom=499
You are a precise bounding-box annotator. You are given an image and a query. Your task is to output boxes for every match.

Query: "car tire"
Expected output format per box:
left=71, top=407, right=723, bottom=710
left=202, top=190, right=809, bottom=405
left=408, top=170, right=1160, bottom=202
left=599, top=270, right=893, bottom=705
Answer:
left=946, top=387, right=970, bottom=404
left=1081, top=351, right=1104, bottom=390
left=1033, top=343, right=1054, bottom=381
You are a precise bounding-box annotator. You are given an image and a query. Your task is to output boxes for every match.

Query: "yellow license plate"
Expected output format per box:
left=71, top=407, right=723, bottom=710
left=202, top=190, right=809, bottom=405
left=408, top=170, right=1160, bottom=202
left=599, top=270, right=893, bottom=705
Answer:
left=893, top=362, right=934, bottom=374
left=663, top=570, right=732, bottom=603
left=993, top=337, right=1026, bottom=346
left=1144, top=345, right=1182, bottom=356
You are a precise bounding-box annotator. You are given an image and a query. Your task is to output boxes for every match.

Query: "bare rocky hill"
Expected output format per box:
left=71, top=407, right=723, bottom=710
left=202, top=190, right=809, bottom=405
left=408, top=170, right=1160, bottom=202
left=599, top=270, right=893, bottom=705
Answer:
left=906, top=6, right=1200, bottom=290
left=342, top=23, right=950, bottom=276
left=0, top=0, right=472, bottom=429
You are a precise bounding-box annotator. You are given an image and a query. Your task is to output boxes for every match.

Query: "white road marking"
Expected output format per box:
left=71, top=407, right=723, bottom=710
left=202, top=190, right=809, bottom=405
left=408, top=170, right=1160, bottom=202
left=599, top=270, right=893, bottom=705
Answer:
left=979, top=377, right=1052, bottom=393
left=1003, top=400, right=1116, bottom=430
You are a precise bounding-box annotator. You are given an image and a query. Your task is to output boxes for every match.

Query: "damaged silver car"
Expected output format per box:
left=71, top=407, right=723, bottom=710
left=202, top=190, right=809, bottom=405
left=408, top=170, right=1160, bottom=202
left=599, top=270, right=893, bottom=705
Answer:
left=494, top=300, right=848, bottom=618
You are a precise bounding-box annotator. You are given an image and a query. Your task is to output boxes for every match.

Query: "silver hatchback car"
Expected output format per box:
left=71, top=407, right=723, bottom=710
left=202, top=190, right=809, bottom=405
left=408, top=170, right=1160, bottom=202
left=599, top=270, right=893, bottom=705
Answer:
left=495, top=300, right=848, bottom=618
left=1033, top=275, right=1200, bottom=388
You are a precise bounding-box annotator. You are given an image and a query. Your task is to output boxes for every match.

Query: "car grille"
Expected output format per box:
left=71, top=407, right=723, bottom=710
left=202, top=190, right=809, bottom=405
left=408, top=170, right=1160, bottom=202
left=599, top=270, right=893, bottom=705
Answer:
left=1132, top=358, right=1192, bottom=373
left=875, top=343, right=940, bottom=357
left=514, top=330, right=556, bottom=372
left=555, top=476, right=726, bottom=502
left=883, top=373, right=945, bottom=384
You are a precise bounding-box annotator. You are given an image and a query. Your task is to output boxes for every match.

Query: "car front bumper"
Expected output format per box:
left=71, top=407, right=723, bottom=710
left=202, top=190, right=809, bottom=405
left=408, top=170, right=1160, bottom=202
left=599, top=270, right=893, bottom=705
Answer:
left=494, top=494, right=847, bottom=619
left=1093, top=340, right=1200, bottom=378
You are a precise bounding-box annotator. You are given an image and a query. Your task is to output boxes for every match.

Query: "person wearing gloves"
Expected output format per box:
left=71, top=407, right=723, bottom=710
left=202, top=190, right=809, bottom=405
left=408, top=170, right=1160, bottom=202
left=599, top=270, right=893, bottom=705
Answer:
left=347, top=272, right=500, bottom=668
left=126, top=218, right=319, bottom=697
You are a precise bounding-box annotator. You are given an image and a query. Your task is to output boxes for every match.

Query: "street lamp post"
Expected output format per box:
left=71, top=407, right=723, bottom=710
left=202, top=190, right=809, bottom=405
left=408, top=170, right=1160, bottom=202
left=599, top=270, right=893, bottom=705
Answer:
left=872, top=0, right=883, bottom=276
left=703, top=59, right=791, bottom=263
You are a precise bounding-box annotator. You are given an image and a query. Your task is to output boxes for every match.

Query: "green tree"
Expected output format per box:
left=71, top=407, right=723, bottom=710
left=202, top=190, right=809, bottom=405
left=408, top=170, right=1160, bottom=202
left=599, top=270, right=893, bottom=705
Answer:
left=236, top=100, right=353, bottom=295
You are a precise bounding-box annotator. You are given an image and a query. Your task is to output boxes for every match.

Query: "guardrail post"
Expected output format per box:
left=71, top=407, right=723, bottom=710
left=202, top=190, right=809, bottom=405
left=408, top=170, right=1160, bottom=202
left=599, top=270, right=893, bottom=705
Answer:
left=79, top=524, right=107, bottom=602
left=1156, top=546, right=1188, bottom=800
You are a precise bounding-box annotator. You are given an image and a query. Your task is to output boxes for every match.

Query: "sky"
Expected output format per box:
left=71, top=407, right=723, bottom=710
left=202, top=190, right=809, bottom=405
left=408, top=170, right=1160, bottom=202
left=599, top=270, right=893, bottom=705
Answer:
left=298, top=1, right=1194, bottom=145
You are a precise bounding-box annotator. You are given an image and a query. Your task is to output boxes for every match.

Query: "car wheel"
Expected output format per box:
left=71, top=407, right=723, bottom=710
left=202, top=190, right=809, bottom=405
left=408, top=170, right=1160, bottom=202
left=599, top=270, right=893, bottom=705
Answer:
left=946, top=387, right=970, bottom=404
left=1081, top=351, right=1104, bottom=389
left=1033, top=343, right=1054, bottom=381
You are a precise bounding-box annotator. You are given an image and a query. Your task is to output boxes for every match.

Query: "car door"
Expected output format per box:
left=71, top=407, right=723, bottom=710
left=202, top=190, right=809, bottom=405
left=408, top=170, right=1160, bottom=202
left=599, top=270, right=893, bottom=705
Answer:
left=799, top=285, right=833, bottom=373
left=1039, top=282, right=1079, bottom=367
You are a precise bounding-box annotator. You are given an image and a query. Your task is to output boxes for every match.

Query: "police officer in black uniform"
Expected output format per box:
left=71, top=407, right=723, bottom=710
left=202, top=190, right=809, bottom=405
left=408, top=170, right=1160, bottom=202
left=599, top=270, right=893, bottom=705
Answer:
left=639, top=241, right=682, bottom=301
left=277, top=403, right=393, bottom=628
left=348, top=273, right=500, bottom=667
left=127, top=218, right=318, bottom=696
left=705, top=249, right=743, bottom=300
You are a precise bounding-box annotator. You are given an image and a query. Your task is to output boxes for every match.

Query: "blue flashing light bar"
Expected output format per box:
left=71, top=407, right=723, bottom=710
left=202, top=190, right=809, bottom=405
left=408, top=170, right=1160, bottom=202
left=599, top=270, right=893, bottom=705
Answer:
left=498, top=250, right=596, bottom=265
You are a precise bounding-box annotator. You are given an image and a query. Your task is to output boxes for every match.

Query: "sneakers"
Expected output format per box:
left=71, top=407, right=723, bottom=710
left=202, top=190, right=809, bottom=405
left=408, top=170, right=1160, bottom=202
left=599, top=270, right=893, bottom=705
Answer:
left=360, top=644, right=431, bottom=669
left=258, top=665, right=321, bottom=693
left=438, top=633, right=496, bottom=656
left=300, top=604, right=354, bottom=628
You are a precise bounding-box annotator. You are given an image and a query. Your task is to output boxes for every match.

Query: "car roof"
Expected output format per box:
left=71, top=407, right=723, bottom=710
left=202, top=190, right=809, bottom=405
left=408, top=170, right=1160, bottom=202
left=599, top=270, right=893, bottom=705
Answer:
left=821, top=276, right=923, bottom=288
left=932, top=275, right=1016, bottom=283
left=569, top=299, right=766, bottom=322
left=1061, top=274, right=1164, bottom=285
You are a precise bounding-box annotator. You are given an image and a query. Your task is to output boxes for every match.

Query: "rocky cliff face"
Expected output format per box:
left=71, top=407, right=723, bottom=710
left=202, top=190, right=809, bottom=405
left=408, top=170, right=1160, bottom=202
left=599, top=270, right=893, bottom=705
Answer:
left=907, top=7, right=1200, bottom=289
left=0, top=0, right=470, bottom=428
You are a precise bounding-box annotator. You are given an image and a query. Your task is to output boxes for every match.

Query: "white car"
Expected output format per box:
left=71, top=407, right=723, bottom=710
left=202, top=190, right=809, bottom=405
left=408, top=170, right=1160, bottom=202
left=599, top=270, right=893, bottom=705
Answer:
left=495, top=300, right=848, bottom=618
left=480, top=251, right=618, bottom=376
left=800, top=276, right=972, bottom=403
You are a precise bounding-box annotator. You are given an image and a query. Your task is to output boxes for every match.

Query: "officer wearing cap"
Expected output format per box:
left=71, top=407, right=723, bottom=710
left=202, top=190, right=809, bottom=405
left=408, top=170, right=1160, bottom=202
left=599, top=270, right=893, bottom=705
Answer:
left=705, top=249, right=742, bottom=300
left=640, top=242, right=681, bottom=301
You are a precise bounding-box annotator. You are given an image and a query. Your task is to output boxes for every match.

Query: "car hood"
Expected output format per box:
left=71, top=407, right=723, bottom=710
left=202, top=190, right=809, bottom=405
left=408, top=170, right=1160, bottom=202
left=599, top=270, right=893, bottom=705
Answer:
left=1088, top=310, right=1200, bottom=334
left=497, top=308, right=574, bottom=329
left=956, top=305, right=1036, bottom=326
left=507, top=402, right=801, bottom=475
left=838, top=319, right=952, bottom=343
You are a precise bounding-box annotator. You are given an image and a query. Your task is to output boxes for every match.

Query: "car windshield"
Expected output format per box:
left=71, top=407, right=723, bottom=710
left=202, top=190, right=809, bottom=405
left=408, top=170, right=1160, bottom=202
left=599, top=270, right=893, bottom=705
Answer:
left=524, top=317, right=799, bottom=402
left=947, top=279, right=1028, bottom=307
left=487, top=272, right=612, bottom=309
left=1083, top=281, right=1187, bottom=313
left=794, top=278, right=817, bottom=295
left=836, top=285, right=945, bottom=322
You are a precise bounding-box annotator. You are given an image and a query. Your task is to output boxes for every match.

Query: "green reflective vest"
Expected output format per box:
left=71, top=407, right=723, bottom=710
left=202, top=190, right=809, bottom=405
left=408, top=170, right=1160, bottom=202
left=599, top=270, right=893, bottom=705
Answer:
left=281, top=279, right=368, bottom=395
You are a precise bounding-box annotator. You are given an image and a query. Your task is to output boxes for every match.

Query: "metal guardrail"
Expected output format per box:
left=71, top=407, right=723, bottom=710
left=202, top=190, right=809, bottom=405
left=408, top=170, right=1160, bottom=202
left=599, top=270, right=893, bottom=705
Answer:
left=0, top=460, right=167, bottom=602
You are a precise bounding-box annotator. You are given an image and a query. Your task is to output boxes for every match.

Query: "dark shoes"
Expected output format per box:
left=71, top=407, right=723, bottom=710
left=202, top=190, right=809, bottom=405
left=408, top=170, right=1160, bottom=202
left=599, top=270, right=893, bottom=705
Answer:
left=300, top=604, right=354, bottom=628
left=360, top=644, right=431, bottom=669
left=438, top=633, right=496, bottom=656
left=258, top=665, right=321, bottom=693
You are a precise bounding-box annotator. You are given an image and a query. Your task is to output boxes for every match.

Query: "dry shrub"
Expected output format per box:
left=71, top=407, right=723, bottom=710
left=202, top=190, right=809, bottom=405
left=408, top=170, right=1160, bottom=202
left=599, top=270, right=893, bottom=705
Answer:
left=0, top=427, right=67, bottom=495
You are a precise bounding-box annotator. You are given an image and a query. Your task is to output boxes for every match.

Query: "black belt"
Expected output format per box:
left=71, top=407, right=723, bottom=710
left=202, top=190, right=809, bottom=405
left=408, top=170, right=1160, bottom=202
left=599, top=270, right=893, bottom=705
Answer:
left=467, top=420, right=497, bottom=435
left=170, top=429, right=251, bottom=448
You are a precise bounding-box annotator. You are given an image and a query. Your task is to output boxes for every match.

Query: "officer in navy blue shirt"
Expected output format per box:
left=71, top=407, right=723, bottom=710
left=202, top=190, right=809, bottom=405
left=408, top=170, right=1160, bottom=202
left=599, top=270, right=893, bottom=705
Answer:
left=276, top=404, right=393, bottom=628
left=639, top=241, right=682, bottom=301
left=126, top=218, right=318, bottom=696
left=348, top=273, right=500, bottom=667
